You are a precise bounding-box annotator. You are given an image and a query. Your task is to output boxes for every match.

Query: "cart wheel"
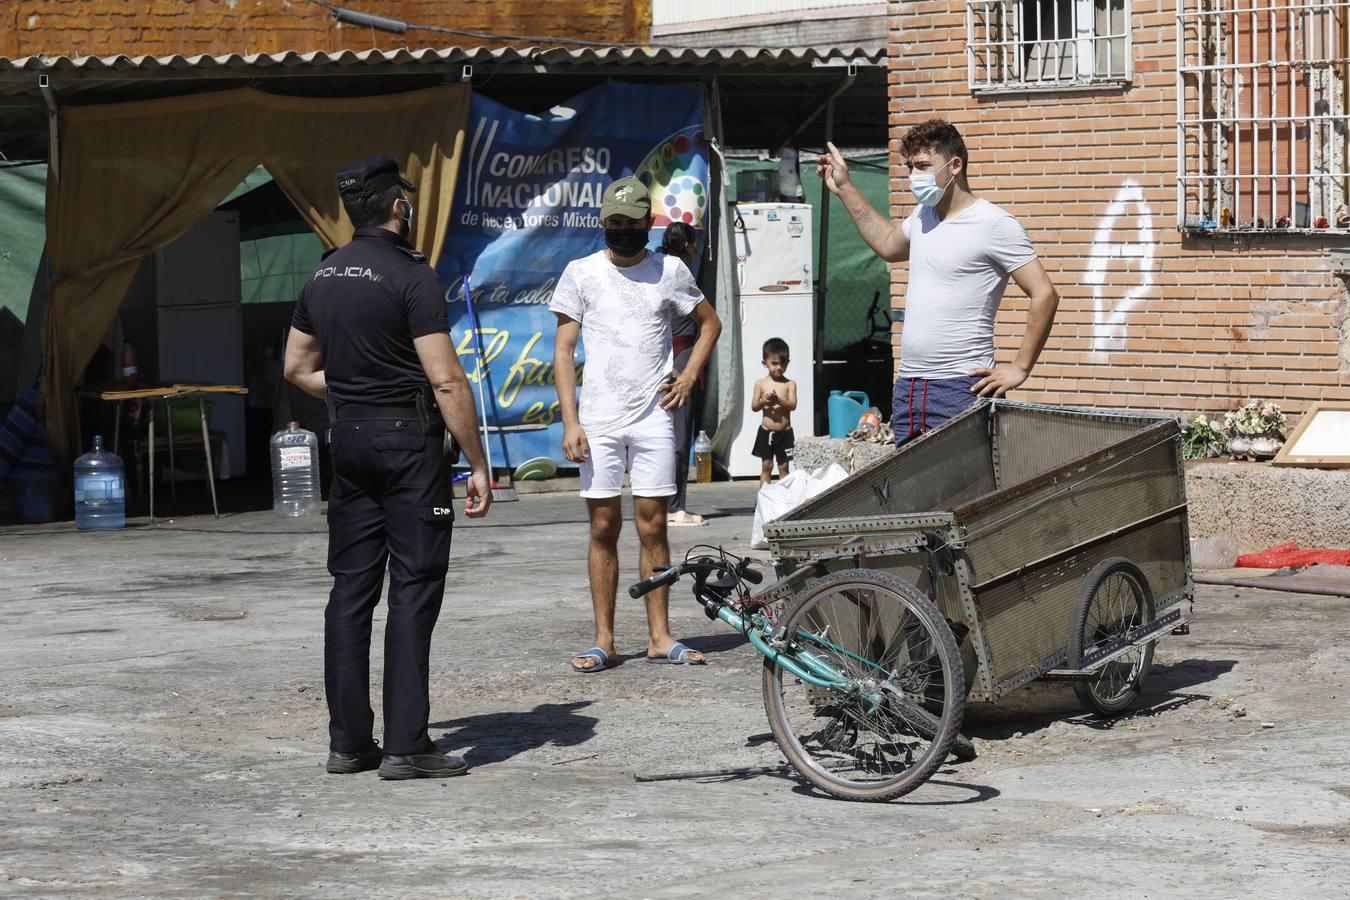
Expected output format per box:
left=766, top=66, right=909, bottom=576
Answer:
left=1068, top=558, right=1156, bottom=717
left=761, top=569, right=965, bottom=801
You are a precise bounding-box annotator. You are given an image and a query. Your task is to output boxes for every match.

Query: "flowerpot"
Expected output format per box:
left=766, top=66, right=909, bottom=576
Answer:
left=1249, top=436, right=1282, bottom=459
left=1226, top=436, right=1252, bottom=459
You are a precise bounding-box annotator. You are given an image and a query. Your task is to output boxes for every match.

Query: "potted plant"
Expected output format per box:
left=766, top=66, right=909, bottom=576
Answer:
left=1181, top=413, right=1228, bottom=460
left=1223, top=400, right=1287, bottom=460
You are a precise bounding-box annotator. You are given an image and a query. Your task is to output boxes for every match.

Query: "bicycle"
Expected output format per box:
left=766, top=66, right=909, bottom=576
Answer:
left=628, top=546, right=970, bottom=802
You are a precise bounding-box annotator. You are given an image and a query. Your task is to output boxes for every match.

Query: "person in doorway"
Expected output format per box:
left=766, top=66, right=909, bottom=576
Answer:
left=657, top=221, right=708, bottom=527
left=750, top=337, right=796, bottom=484
left=817, top=120, right=1060, bottom=446
left=285, top=154, right=492, bottom=781
left=551, top=176, right=723, bottom=672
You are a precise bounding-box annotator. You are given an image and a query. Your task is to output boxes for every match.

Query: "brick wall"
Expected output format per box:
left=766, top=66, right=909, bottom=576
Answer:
left=887, top=0, right=1350, bottom=419
left=0, top=1, right=651, bottom=58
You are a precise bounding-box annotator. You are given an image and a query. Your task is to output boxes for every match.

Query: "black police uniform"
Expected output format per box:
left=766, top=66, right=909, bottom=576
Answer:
left=292, top=198, right=454, bottom=758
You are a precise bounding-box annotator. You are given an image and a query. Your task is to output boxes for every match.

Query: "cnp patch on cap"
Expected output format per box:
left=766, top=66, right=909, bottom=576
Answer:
left=600, top=176, right=650, bottom=220
left=336, top=154, right=416, bottom=198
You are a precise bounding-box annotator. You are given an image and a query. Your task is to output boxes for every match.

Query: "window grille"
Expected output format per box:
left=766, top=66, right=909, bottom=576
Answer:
left=1178, top=1, right=1350, bottom=232
left=967, top=0, right=1133, bottom=91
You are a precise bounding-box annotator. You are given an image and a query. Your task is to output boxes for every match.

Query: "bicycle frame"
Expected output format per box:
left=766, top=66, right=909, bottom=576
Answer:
left=645, top=556, right=891, bottom=705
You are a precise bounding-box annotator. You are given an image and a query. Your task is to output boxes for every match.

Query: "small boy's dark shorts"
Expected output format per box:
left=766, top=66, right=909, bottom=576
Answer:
left=752, top=426, right=794, bottom=463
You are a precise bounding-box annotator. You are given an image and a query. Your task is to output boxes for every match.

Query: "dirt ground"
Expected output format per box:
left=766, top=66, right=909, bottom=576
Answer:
left=2, top=483, right=1348, bottom=898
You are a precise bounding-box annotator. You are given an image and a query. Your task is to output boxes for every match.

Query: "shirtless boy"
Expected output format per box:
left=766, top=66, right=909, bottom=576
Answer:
left=750, top=337, right=796, bottom=484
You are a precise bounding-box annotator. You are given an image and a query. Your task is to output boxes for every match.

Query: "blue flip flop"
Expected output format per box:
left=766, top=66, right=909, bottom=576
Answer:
left=571, top=647, right=611, bottom=673
left=647, top=642, right=704, bottom=665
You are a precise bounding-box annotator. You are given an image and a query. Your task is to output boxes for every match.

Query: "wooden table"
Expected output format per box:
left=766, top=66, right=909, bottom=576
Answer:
left=80, top=383, right=248, bottom=521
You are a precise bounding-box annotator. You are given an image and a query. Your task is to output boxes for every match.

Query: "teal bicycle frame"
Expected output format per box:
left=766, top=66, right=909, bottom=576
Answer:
left=713, top=602, right=889, bottom=710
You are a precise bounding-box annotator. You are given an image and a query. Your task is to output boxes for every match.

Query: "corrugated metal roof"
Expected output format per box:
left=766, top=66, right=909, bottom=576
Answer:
left=0, top=44, right=883, bottom=76
left=0, top=44, right=887, bottom=159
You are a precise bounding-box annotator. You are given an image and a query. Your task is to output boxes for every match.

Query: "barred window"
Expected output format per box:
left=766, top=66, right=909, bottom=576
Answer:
left=1178, top=1, right=1350, bottom=233
left=967, top=0, right=1133, bottom=92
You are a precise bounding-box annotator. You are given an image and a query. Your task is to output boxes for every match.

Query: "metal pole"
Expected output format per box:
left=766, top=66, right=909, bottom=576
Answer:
left=814, top=96, right=835, bottom=438
left=38, top=73, right=57, bottom=184
left=198, top=393, right=218, bottom=517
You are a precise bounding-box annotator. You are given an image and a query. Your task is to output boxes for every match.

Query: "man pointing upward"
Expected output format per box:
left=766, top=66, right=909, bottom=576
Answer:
left=819, top=120, right=1060, bottom=445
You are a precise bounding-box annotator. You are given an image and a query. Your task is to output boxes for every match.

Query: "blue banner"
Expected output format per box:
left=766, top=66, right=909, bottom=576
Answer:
left=438, top=82, right=708, bottom=469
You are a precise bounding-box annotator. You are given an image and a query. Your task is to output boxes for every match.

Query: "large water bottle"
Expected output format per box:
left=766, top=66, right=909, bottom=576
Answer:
left=74, top=435, right=126, bottom=530
left=693, top=430, right=713, bottom=484
left=271, top=422, right=320, bottom=518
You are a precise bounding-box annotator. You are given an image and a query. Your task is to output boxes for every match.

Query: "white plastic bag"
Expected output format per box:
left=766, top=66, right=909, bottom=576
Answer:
left=751, top=463, right=849, bottom=549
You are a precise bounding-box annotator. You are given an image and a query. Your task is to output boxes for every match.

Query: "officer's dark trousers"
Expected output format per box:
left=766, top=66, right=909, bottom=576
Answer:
left=324, top=419, right=453, bottom=756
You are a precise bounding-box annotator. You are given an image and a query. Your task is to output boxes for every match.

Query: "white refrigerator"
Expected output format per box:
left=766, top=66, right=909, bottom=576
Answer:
left=724, top=203, right=816, bottom=478
left=154, top=211, right=247, bottom=477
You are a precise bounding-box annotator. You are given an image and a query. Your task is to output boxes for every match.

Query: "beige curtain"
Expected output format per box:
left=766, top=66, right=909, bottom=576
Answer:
left=258, top=88, right=466, bottom=262
left=39, top=85, right=469, bottom=468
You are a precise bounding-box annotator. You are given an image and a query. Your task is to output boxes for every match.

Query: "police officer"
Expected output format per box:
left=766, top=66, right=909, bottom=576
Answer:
left=284, top=154, right=492, bottom=781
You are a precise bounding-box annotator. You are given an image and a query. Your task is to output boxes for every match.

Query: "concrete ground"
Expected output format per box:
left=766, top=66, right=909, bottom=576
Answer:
left=2, top=482, right=1349, bottom=898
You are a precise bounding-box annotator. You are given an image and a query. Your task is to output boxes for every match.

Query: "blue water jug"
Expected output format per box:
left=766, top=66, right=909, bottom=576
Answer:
left=828, top=390, right=871, bottom=438
left=74, top=435, right=126, bottom=530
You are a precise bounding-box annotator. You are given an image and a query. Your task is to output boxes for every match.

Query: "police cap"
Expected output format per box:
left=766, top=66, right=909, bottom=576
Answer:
left=336, top=154, right=416, bottom=199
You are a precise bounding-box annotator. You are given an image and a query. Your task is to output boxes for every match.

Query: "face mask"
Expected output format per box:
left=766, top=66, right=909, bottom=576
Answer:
left=604, top=226, right=649, bottom=258
left=396, top=198, right=414, bottom=235
left=909, top=158, right=954, bottom=208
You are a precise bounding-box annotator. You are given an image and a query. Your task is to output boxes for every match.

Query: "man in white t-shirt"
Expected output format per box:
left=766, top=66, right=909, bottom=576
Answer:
left=818, top=119, right=1060, bottom=445
left=551, top=176, right=723, bottom=672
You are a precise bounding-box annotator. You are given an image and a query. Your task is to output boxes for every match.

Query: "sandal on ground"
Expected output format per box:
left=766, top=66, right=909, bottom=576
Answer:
left=647, top=642, right=705, bottom=665
left=571, top=647, right=612, bottom=673
left=667, top=511, right=708, bottom=527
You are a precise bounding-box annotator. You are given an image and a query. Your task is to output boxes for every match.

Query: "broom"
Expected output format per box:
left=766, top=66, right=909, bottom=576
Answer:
left=460, top=260, right=518, bottom=502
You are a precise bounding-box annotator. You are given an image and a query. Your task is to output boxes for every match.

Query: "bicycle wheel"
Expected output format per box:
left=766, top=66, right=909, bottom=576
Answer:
left=761, top=569, right=964, bottom=802
left=1067, top=557, right=1156, bottom=716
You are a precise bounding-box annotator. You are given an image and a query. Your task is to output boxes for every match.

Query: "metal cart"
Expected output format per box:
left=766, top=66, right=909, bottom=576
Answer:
left=760, top=399, right=1192, bottom=716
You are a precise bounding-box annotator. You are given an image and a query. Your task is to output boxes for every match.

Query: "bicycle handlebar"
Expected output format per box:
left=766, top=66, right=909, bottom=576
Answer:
left=627, top=556, right=767, bottom=598
left=627, top=566, right=681, bottom=599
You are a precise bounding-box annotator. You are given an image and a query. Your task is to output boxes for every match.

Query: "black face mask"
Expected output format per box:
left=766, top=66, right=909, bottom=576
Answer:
left=604, top=227, right=649, bottom=258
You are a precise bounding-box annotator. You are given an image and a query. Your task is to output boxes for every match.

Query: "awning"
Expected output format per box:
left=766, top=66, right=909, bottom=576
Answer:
left=0, top=44, right=887, bottom=160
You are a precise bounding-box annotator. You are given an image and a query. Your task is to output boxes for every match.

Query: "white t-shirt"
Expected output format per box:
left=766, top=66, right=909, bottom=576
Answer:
left=899, top=198, right=1037, bottom=379
left=549, top=250, right=704, bottom=436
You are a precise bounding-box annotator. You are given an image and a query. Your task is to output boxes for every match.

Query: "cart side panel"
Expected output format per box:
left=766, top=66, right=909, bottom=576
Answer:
left=780, top=407, right=995, bottom=522
left=973, top=514, right=1189, bottom=690
left=956, top=424, right=1184, bottom=586
left=993, top=404, right=1157, bottom=489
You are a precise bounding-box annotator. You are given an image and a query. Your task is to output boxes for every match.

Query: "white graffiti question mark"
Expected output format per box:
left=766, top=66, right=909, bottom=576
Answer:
left=1086, top=179, right=1156, bottom=359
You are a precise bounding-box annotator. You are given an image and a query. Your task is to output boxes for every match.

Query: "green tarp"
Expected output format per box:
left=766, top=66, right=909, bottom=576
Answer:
left=239, top=230, right=325, bottom=306
left=0, top=163, right=48, bottom=324
left=225, top=166, right=326, bottom=305
left=727, top=152, right=892, bottom=354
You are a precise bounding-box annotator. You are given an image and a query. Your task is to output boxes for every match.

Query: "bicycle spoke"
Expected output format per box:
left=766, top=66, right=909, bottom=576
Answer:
left=767, top=576, right=960, bottom=797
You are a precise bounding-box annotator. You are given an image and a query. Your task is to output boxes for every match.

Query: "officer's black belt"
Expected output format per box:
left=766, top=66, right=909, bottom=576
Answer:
left=332, top=404, right=419, bottom=422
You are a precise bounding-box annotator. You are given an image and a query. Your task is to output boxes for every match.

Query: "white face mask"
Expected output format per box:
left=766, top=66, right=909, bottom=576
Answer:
left=909, top=158, right=954, bottom=208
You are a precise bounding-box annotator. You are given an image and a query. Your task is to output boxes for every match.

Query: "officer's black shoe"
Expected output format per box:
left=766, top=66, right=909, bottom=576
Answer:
left=378, top=748, right=469, bottom=780
left=326, top=742, right=383, bottom=775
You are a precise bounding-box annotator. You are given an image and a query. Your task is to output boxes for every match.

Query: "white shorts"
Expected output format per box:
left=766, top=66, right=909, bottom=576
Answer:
left=579, top=399, right=677, bottom=499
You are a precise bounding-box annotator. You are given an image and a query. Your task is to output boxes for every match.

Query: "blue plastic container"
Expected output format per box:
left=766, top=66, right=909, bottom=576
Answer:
left=827, top=390, right=871, bottom=438
left=9, top=466, right=63, bottom=524
left=74, top=435, right=126, bottom=530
